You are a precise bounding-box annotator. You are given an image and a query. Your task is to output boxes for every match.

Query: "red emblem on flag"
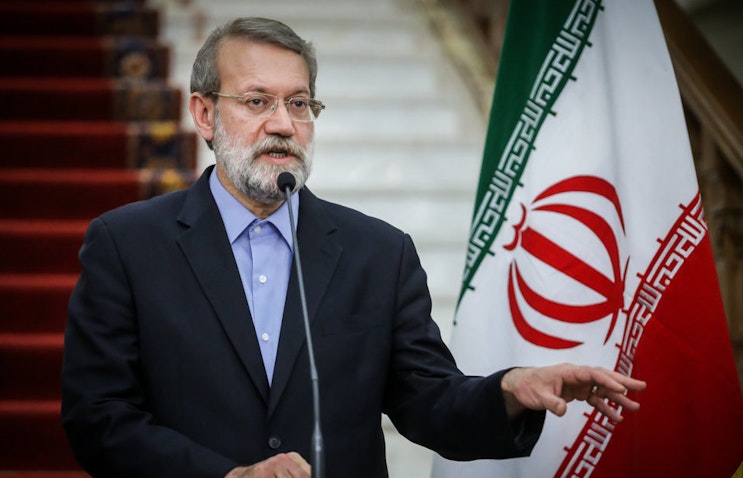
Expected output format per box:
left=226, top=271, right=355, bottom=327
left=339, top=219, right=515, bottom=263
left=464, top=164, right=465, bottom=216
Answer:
left=504, top=176, right=627, bottom=349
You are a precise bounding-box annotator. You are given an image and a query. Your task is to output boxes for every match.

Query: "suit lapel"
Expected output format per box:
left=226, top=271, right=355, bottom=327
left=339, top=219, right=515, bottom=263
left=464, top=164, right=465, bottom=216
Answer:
left=268, top=188, right=341, bottom=417
left=175, top=167, right=270, bottom=404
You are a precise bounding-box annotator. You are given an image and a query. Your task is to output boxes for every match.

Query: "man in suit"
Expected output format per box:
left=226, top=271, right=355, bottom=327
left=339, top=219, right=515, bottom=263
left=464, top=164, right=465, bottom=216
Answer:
left=61, top=17, right=645, bottom=478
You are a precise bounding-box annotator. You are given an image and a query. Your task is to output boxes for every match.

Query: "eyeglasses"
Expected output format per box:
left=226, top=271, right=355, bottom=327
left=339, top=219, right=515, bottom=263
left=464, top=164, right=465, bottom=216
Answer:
left=210, top=91, right=325, bottom=122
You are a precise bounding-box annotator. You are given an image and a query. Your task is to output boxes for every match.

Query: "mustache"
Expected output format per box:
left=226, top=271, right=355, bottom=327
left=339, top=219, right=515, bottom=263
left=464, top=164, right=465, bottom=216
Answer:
left=251, top=135, right=306, bottom=161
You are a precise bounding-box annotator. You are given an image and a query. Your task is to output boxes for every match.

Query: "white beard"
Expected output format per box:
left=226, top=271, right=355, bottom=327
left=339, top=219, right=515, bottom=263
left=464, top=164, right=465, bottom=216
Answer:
left=212, top=111, right=314, bottom=204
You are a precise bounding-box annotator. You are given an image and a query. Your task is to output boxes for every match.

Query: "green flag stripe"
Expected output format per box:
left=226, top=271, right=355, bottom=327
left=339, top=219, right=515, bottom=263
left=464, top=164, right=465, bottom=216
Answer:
left=459, top=0, right=603, bottom=304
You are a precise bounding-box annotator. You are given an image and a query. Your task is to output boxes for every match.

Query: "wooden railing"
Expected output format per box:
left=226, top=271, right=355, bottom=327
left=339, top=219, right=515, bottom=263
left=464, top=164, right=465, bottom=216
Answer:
left=420, top=0, right=743, bottom=387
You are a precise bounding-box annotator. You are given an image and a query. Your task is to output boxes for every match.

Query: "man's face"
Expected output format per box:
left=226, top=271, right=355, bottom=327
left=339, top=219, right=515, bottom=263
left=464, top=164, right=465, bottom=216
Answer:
left=212, top=38, right=315, bottom=204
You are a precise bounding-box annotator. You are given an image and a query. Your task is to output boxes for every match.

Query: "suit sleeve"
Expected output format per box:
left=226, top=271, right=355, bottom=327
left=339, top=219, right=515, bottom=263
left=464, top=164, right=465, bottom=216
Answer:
left=382, top=234, right=545, bottom=460
left=61, top=217, right=237, bottom=478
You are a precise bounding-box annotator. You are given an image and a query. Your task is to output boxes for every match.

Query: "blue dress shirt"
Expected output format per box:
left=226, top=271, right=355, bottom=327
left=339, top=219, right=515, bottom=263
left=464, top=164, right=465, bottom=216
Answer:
left=209, top=169, right=298, bottom=384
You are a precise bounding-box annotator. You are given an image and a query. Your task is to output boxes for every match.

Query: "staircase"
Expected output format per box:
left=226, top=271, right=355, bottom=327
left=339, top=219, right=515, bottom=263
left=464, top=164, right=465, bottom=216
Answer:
left=0, top=0, right=197, bottom=474
left=154, top=0, right=487, bottom=475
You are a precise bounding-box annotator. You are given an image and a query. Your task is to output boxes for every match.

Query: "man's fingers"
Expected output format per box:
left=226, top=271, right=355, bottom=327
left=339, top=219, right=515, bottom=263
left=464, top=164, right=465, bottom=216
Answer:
left=620, top=374, right=647, bottom=392
left=286, top=452, right=311, bottom=474
left=594, top=368, right=647, bottom=393
left=607, top=388, right=642, bottom=412
left=585, top=384, right=643, bottom=423
left=589, top=395, right=624, bottom=422
left=254, top=453, right=310, bottom=478
left=595, top=370, right=646, bottom=414
left=503, top=364, right=646, bottom=422
left=562, top=366, right=646, bottom=422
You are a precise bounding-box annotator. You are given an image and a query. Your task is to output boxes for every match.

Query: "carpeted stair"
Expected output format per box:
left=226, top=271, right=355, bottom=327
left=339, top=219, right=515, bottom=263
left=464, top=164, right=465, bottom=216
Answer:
left=0, top=0, right=197, bottom=474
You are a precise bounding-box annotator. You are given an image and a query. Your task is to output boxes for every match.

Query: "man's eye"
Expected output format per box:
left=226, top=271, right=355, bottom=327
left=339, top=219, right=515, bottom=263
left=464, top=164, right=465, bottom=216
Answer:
left=288, top=98, right=309, bottom=110
left=246, top=97, right=268, bottom=107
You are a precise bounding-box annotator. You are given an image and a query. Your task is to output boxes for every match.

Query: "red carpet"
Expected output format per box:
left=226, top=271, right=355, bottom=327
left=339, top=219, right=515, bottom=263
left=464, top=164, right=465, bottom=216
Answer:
left=0, top=37, right=169, bottom=78
left=0, top=78, right=183, bottom=121
left=0, top=121, right=196, bottom=169
left=0, top=2, right=154, bottom=38
left=0, top=0, right=197, bottom=474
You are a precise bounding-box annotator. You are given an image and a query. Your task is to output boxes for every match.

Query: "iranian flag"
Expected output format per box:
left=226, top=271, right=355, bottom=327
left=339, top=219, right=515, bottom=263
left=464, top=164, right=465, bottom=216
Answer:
left=431, top=1, right=743, bottom=477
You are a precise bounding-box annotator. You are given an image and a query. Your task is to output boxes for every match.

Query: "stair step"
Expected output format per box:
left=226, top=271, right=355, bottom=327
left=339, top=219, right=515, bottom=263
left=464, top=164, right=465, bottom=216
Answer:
left=0, top=334, right=63, bottom=401
left=0, top=3, right=159, bottom=38
left=0, top=472, right=89, bottom=477
left=165, top=15, right=428, bottom=59
left=0, top=274, right=77, bottom=334
left=0, top=37, right=169, bottom=79
left=0, top=168, right=195, bottom=220
left=0, top=79, right=183, bottom=122
left=0, top=400, right=81, bottom=470
left=0, top=221, right=86, bottom=274
left=202, top=1, right=406, bottom=23
left=0, top=121, right=198, bottom=170
left=310, top=140, right=481, bottom=191
left=0, top=169, right=141, bottom=220
left=314, top=99, right=465, bottom=142
left=4, top=0, right=144, bottom=4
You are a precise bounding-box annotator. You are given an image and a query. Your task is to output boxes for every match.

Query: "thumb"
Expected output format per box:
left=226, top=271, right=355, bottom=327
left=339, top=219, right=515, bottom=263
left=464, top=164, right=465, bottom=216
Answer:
left=545, top=394, right=567, bottom=417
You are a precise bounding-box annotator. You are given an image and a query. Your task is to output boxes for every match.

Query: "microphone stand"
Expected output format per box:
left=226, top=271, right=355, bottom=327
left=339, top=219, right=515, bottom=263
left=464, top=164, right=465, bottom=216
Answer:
left=279, top=172, right=324, bottom=478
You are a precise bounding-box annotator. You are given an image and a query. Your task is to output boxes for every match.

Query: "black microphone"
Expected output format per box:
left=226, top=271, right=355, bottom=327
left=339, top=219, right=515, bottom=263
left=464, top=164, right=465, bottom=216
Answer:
left=277, top=172, right=324, bottom=478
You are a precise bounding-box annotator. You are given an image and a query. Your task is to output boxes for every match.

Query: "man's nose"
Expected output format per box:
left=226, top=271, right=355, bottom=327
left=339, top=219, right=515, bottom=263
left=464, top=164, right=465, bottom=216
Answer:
left=264, top=102, right=295, bottom=137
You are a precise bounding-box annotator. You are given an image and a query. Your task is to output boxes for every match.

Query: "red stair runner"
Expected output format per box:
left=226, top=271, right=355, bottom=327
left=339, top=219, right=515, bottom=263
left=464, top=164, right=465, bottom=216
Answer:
left=0, top=79, right=182, bottom=121
left=0, top=37, right=170, bottom=79
left=0, top=3, right=159, bottom=38
left=0, top=121, right=196, bottom=170
left=0, top=0, right=197, bottom=473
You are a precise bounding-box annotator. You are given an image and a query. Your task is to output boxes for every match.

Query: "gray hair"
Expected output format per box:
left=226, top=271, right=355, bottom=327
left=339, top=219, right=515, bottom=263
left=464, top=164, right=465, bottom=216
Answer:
left=190, top=17, right=318, bottom=98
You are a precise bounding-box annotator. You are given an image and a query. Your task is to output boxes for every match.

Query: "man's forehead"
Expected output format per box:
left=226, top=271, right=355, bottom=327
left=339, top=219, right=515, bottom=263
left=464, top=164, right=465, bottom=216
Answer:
left=217, top=38, right=309, bottom=93
left=216, top=38, right=308, bottom=82
left=217, top=38, right=299, bottom=62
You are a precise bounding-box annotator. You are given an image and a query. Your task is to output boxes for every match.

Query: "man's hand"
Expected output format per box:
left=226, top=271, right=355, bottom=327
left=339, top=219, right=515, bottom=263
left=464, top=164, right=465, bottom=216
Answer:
left=225, top=452, right=311, bottom=478
left=501, top=363, right=647, bottom=422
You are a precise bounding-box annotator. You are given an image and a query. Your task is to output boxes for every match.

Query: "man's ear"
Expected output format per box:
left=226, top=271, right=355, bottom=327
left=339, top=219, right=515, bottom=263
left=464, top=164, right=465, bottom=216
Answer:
left=189, top=92, right=215, bottom=144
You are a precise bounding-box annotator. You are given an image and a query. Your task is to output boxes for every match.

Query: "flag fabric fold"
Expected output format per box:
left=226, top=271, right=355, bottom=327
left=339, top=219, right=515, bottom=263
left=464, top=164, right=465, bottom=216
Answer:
left=431, top=1, right=743, bottom=476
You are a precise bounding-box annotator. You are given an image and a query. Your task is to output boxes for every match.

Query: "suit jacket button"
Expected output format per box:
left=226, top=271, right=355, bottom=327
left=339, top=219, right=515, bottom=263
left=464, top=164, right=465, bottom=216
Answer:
left=268, top=436, right=282, bottom=449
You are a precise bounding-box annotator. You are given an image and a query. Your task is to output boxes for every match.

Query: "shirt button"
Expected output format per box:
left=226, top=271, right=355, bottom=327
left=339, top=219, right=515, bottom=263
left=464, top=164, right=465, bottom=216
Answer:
left=254, top=225, right=262, bottom=233
left=261, top=332, right=270, bottom=342
left=268, top=436, right=281, bottom=449
left=258, top=274, right=267, bottom=284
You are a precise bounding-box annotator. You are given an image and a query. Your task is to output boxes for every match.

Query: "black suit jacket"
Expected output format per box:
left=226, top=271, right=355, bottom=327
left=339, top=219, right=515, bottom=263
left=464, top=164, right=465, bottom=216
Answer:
left=62, top=166, right=543, bottom=477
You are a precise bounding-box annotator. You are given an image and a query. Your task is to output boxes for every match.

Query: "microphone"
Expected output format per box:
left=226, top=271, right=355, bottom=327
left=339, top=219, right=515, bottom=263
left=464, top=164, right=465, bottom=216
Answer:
left=277, top=172, right=324, bottom=478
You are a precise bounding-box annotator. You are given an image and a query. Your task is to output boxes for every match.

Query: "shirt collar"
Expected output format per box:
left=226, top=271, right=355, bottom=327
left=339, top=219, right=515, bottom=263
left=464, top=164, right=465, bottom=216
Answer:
left=209, top=167, right=299, bottom=250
